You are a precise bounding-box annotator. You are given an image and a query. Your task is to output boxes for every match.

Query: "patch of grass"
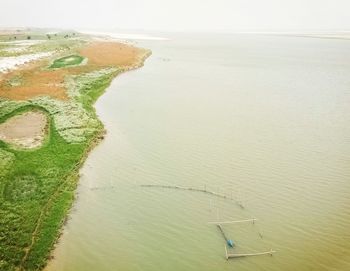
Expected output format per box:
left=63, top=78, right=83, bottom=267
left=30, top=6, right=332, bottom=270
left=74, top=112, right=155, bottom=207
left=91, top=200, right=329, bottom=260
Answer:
left=31, top=96, right=100, bottom=143
left=6, top=75, right=23, bottom=87
left=0, top=149, right=15, bottom=177
left=49, top=55, right=84, bottom=68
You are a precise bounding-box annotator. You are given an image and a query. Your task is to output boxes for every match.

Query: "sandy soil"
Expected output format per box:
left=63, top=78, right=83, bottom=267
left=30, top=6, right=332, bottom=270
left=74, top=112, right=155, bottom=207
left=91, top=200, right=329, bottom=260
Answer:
left=0, top=111, right=48, bottom=148
left=0, top=52, right=53, bottom=73
left=1, top=40, right=45, bottom=46
left=81, top=30, right=168, bottom=41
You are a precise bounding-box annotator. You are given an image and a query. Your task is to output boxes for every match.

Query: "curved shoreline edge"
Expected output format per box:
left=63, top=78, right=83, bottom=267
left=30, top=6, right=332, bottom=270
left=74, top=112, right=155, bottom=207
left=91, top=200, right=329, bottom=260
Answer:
left=43, top=48, right=152, bottom=268
left=40, top=49, right=152, bottom=271
left=0, top=31, right=151, bottom=271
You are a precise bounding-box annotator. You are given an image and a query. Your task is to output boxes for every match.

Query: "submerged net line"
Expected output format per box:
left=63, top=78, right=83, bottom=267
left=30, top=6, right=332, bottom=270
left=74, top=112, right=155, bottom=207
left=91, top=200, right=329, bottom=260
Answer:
left=140, top=184, right=245, bottom=209
left=141, top=184, right=272, bottom=253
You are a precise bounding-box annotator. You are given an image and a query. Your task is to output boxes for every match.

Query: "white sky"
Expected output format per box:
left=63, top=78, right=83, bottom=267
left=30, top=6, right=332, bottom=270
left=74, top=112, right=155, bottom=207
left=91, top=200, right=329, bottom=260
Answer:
left=1, top=0, right=349, bottom=32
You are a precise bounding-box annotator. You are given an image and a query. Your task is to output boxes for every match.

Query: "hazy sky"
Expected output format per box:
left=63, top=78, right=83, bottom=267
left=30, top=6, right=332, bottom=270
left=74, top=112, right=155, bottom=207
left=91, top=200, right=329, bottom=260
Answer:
left=1, top=0, right=349, bottom=32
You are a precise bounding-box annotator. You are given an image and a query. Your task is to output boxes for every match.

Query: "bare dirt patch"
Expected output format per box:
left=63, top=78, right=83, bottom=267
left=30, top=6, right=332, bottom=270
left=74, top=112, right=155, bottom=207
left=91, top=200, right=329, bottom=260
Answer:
left=0, top=111, right=48, bottom=148
left=0, top=69, right=68, bottom=100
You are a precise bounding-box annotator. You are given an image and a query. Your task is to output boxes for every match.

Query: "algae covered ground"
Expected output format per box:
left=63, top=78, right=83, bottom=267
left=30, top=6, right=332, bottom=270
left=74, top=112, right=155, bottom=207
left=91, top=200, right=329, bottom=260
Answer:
left=0, top=29, right=150, bottom=270
left=49, top=55, right=84, bottom=68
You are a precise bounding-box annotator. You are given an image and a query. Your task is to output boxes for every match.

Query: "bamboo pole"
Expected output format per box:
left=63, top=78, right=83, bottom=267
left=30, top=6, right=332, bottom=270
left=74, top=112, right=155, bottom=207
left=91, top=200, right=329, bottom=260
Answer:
left=217, top=224, right=229, bottom=242
left=208, top=218, right=257, bottom=225
left=226, top=249, right=276, bottom=258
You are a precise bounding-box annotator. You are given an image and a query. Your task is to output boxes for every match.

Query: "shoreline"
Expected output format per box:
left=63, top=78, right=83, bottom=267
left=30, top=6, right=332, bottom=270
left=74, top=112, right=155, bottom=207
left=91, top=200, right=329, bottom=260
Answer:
left=44, top=48, right=152, bottom=268
left=0, top=30, right=151, bottom=270
left=36, top=48, right=151, bottom=271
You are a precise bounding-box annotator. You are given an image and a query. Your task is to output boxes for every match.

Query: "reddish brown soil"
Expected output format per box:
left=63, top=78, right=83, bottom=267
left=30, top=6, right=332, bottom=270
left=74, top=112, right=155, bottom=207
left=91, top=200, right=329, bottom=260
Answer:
left=0, top=41, right=146, bottom=101
left=0, top=68, right=69, bottom=100
left=79, top=42, right=144, bottom=68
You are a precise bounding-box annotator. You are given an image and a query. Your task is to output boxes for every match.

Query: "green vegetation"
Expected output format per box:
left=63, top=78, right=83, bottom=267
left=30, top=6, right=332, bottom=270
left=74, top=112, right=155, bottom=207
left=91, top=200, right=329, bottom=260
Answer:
left=49, top=55, right=84, bottom=68
left=0, top=32, right=85, bottom=57
left=0, top=30, right=80, bottom=42
left=0, top=30, right=149, bottom=270
left=0, top=71, right=118, bottom=271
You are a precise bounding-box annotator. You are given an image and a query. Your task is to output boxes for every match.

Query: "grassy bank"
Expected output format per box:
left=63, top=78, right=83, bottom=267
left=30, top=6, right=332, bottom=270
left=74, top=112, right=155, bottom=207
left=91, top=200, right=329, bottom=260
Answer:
left=0, top=31, right=150, bottom=270
left=0, top=74, right=113, bottom=270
